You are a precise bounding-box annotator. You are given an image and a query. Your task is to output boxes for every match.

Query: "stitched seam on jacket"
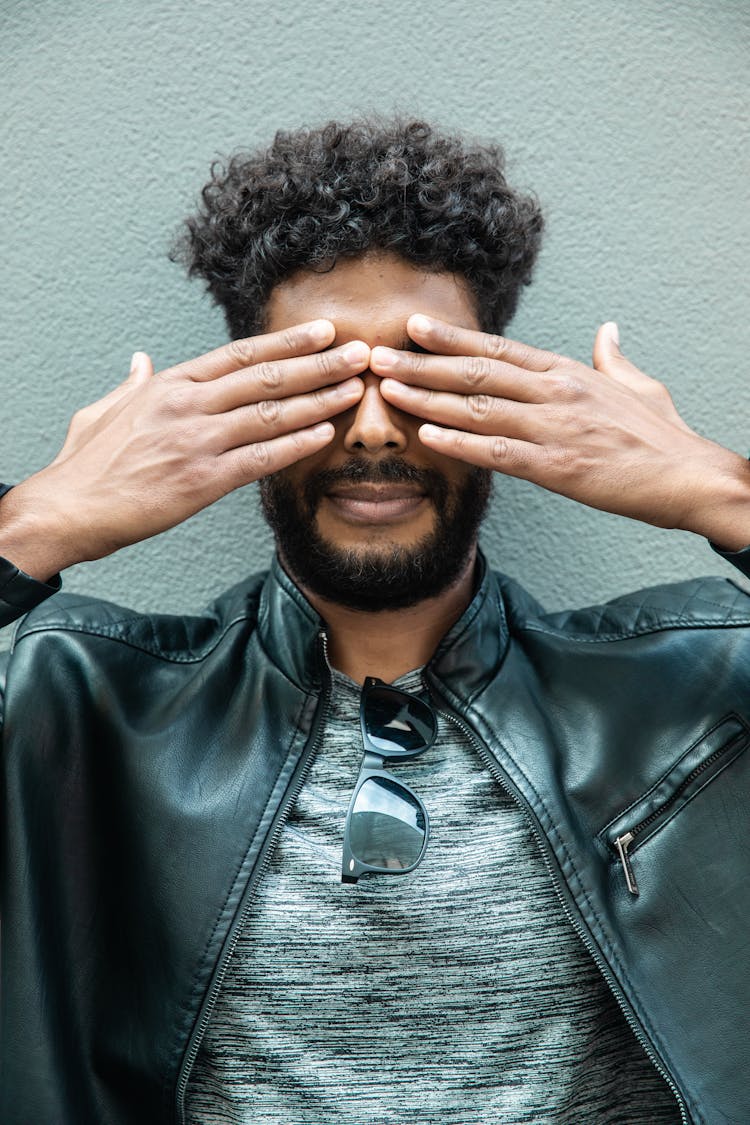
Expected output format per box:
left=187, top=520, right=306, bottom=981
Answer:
left=463, top=585, right=508, bottom=708
left=461, top=704, right=694, bottom=1116
left=615, top=749, right=746, bottom=860
left=520, top=617, right=750, bottom=643
left=254, top=628, right=316, bottom=692
left=598, top=713, right=747, bottom=839
left=12, top=614, right=256, bottom=663
left=165, top=688, right=312, bottom=1104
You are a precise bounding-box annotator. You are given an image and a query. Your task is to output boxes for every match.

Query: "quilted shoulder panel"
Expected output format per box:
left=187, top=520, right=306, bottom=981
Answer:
left=516, top=576, right=750, bottom=642
left=12, top=572, right=267, bottom=663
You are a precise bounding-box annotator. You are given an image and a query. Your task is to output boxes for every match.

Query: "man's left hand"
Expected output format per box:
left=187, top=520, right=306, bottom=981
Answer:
left=371, top=315, right=750, bottom=550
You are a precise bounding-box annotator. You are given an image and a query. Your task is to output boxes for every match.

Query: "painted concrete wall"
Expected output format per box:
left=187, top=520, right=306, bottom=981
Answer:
left=2, top=0, right=748, bottom=646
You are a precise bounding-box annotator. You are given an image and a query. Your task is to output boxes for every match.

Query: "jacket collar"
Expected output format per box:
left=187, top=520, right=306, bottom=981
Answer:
left=256, top=549, right=510, bottom=696
left=427, top=550, right=511, bottom=699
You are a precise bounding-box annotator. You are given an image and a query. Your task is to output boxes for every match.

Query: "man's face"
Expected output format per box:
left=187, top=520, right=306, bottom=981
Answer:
left=260, top=252, right=492, bottom=610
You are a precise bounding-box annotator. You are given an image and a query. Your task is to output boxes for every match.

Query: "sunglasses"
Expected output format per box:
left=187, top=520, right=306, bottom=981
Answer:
left=341, top=676, right=438, bottom=884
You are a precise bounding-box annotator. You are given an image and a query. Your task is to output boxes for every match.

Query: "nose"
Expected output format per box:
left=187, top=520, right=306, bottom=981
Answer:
left=343, top=373, right=409, bottom=454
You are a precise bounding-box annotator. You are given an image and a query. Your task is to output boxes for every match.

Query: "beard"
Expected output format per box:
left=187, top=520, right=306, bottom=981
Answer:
left=259, top=457, right=492, bottom=612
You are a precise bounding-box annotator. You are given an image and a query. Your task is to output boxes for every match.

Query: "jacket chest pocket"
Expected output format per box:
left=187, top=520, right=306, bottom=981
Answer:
left=599, top=713, right=750, bottom=897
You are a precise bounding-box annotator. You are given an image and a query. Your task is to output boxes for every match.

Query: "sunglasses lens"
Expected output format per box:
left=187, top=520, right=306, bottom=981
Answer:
left=349, top=777, right=427, bottom=871
left=363, top=685, right=437, bottom=755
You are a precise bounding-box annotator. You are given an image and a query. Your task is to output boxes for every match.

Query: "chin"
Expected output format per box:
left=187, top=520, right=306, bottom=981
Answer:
left=319, top=531, right=428, bottom=556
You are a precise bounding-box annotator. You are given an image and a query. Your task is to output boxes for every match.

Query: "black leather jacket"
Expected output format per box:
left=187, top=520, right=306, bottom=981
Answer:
left=2, top=547, right=750, bottom=1125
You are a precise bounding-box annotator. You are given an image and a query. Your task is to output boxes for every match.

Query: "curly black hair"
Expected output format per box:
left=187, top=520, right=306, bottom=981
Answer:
left=173, top=117, right=544, bottom=338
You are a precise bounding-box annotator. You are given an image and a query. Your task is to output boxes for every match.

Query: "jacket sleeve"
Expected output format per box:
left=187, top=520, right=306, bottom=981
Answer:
left=0, top=557, right=61, bottom=630
left=0, top=482, right=62, bottom=630
left=711, top=542, right=750, bottom=581
left=0, top=556, right=62, bottom=730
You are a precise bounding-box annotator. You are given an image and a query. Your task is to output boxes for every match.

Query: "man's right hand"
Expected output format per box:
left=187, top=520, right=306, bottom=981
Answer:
left=0, top=321, right=368, bottom=581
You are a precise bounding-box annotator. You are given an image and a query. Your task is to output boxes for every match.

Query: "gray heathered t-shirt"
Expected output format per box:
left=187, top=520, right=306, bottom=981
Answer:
left=186, top=667, right=680, bottom=1124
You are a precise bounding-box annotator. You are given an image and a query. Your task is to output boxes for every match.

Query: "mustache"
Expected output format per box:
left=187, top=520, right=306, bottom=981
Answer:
left=303, top=458, right=448, bottom=508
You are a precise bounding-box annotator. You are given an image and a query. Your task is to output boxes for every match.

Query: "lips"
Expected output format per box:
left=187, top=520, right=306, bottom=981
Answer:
left=325, top=484, right=428, bottom=524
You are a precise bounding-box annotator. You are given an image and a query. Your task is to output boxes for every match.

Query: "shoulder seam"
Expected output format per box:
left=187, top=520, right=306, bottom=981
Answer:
left=520, top=616, right=750, bottom=644
left=13, top=610, right=257, bottom=665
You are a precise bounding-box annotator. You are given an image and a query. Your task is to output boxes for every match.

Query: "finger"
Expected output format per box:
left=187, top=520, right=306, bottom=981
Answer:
left=219, top=377, right=364, bottom=450
left=205, top=340, right=370, bottom=413
left=407, top=314, right=558, bottom=372
left=418, top=422, right=544, bottom=481
left=592, top=323, right=693, bottom=434
left=126, top=350, right=154, bottom=387
left=162, top=319, right=336, bottom=383
left=592, top=322, right=658, bottom=390
left=379, top=378, right=537, bottom=440
left=370, top=345, right=545, bottom=403
left=67, top=351, right=155, bottom=433
left=219, top=422, right=336, bottom=487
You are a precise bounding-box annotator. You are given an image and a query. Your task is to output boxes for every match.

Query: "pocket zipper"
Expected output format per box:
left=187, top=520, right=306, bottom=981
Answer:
left=613, top=728, right=748, bottom=896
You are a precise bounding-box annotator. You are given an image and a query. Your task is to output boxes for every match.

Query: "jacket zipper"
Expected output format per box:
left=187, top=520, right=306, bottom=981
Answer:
left=174, top=631, right=333, bottom=1123
left=423, top=673, right=690, bottom=1125
left=613, top=729, right=747, bottom=897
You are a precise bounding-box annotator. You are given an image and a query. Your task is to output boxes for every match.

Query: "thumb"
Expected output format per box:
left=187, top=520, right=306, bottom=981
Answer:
left=592, top=321, right=649, bottom=389
left=592, top=321, right=621, bottom=373
left=127, top=350, right=154, bottom=386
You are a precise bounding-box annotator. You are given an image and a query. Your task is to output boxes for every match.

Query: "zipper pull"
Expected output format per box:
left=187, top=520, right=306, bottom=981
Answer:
left=614, top=832, right=640, bottom=897
left=318, top=629, right=331, bottom=669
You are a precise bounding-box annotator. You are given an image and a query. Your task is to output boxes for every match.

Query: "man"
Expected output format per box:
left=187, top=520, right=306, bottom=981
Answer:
left=1, top=118, right=748, bottom=1124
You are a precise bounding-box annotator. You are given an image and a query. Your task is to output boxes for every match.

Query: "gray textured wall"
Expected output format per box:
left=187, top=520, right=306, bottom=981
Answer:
left=2, top=0, right=749, bottom=646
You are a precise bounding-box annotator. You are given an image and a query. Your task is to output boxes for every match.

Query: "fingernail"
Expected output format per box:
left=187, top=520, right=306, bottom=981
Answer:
left=605, top=321, right=620, bottom=347
left=371, top=347, right=397, bottom=368
left=342, top=341, right=369, bottom=363
left=381, top=378, right=411, bottom=394
left=130, top=351, right=144, bottom=371
left=309, top=319, right=334, bottom=341
left=338, top=377, right=364, bottom=394
left=410, top=314, right=433, bottom=334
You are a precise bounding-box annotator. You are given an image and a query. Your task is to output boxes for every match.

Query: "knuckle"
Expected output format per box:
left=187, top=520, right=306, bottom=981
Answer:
left=442, top=323, right=460, bottom=349
left=229, top=337, right=257, bottom=367
left=462, top=355, right=492, bottom=387
left=181, top=455, right=209, bottom=487
left=282, top=328, right=298, bottom=353
left=159, top=384, right=194, bottom=416
left=173, top=420, right=203, bottom=452
left=315, top=350, right=334, bottom=379
left=467, top=393, right=492, bottom=420
left=257, top=397, right=282, bottom=426
left=490, top=436, right=509, bottom=463
left=549, top=444, right=576, bottom=474
left=289, top=430, right=307, bottom=455
left=482, top=333, right=507, bottom=360
left=255, top=361, right=282, bottom=391
left=550, top=371, right=584, bottom=400
left=247, top=441, right=272, bottom=472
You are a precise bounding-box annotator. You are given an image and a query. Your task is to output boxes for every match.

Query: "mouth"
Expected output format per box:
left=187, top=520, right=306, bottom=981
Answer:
left=324, top=484, right=428, bottom=524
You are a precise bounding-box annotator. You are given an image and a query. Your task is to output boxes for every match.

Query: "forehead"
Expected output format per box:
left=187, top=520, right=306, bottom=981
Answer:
left=264, top=252, right=479, bottom=345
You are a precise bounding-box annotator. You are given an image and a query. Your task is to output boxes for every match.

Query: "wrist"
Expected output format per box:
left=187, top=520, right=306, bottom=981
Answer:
left=0, top=475, right=89, bottom=580
left=676, top=444, right=750, bottom=551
